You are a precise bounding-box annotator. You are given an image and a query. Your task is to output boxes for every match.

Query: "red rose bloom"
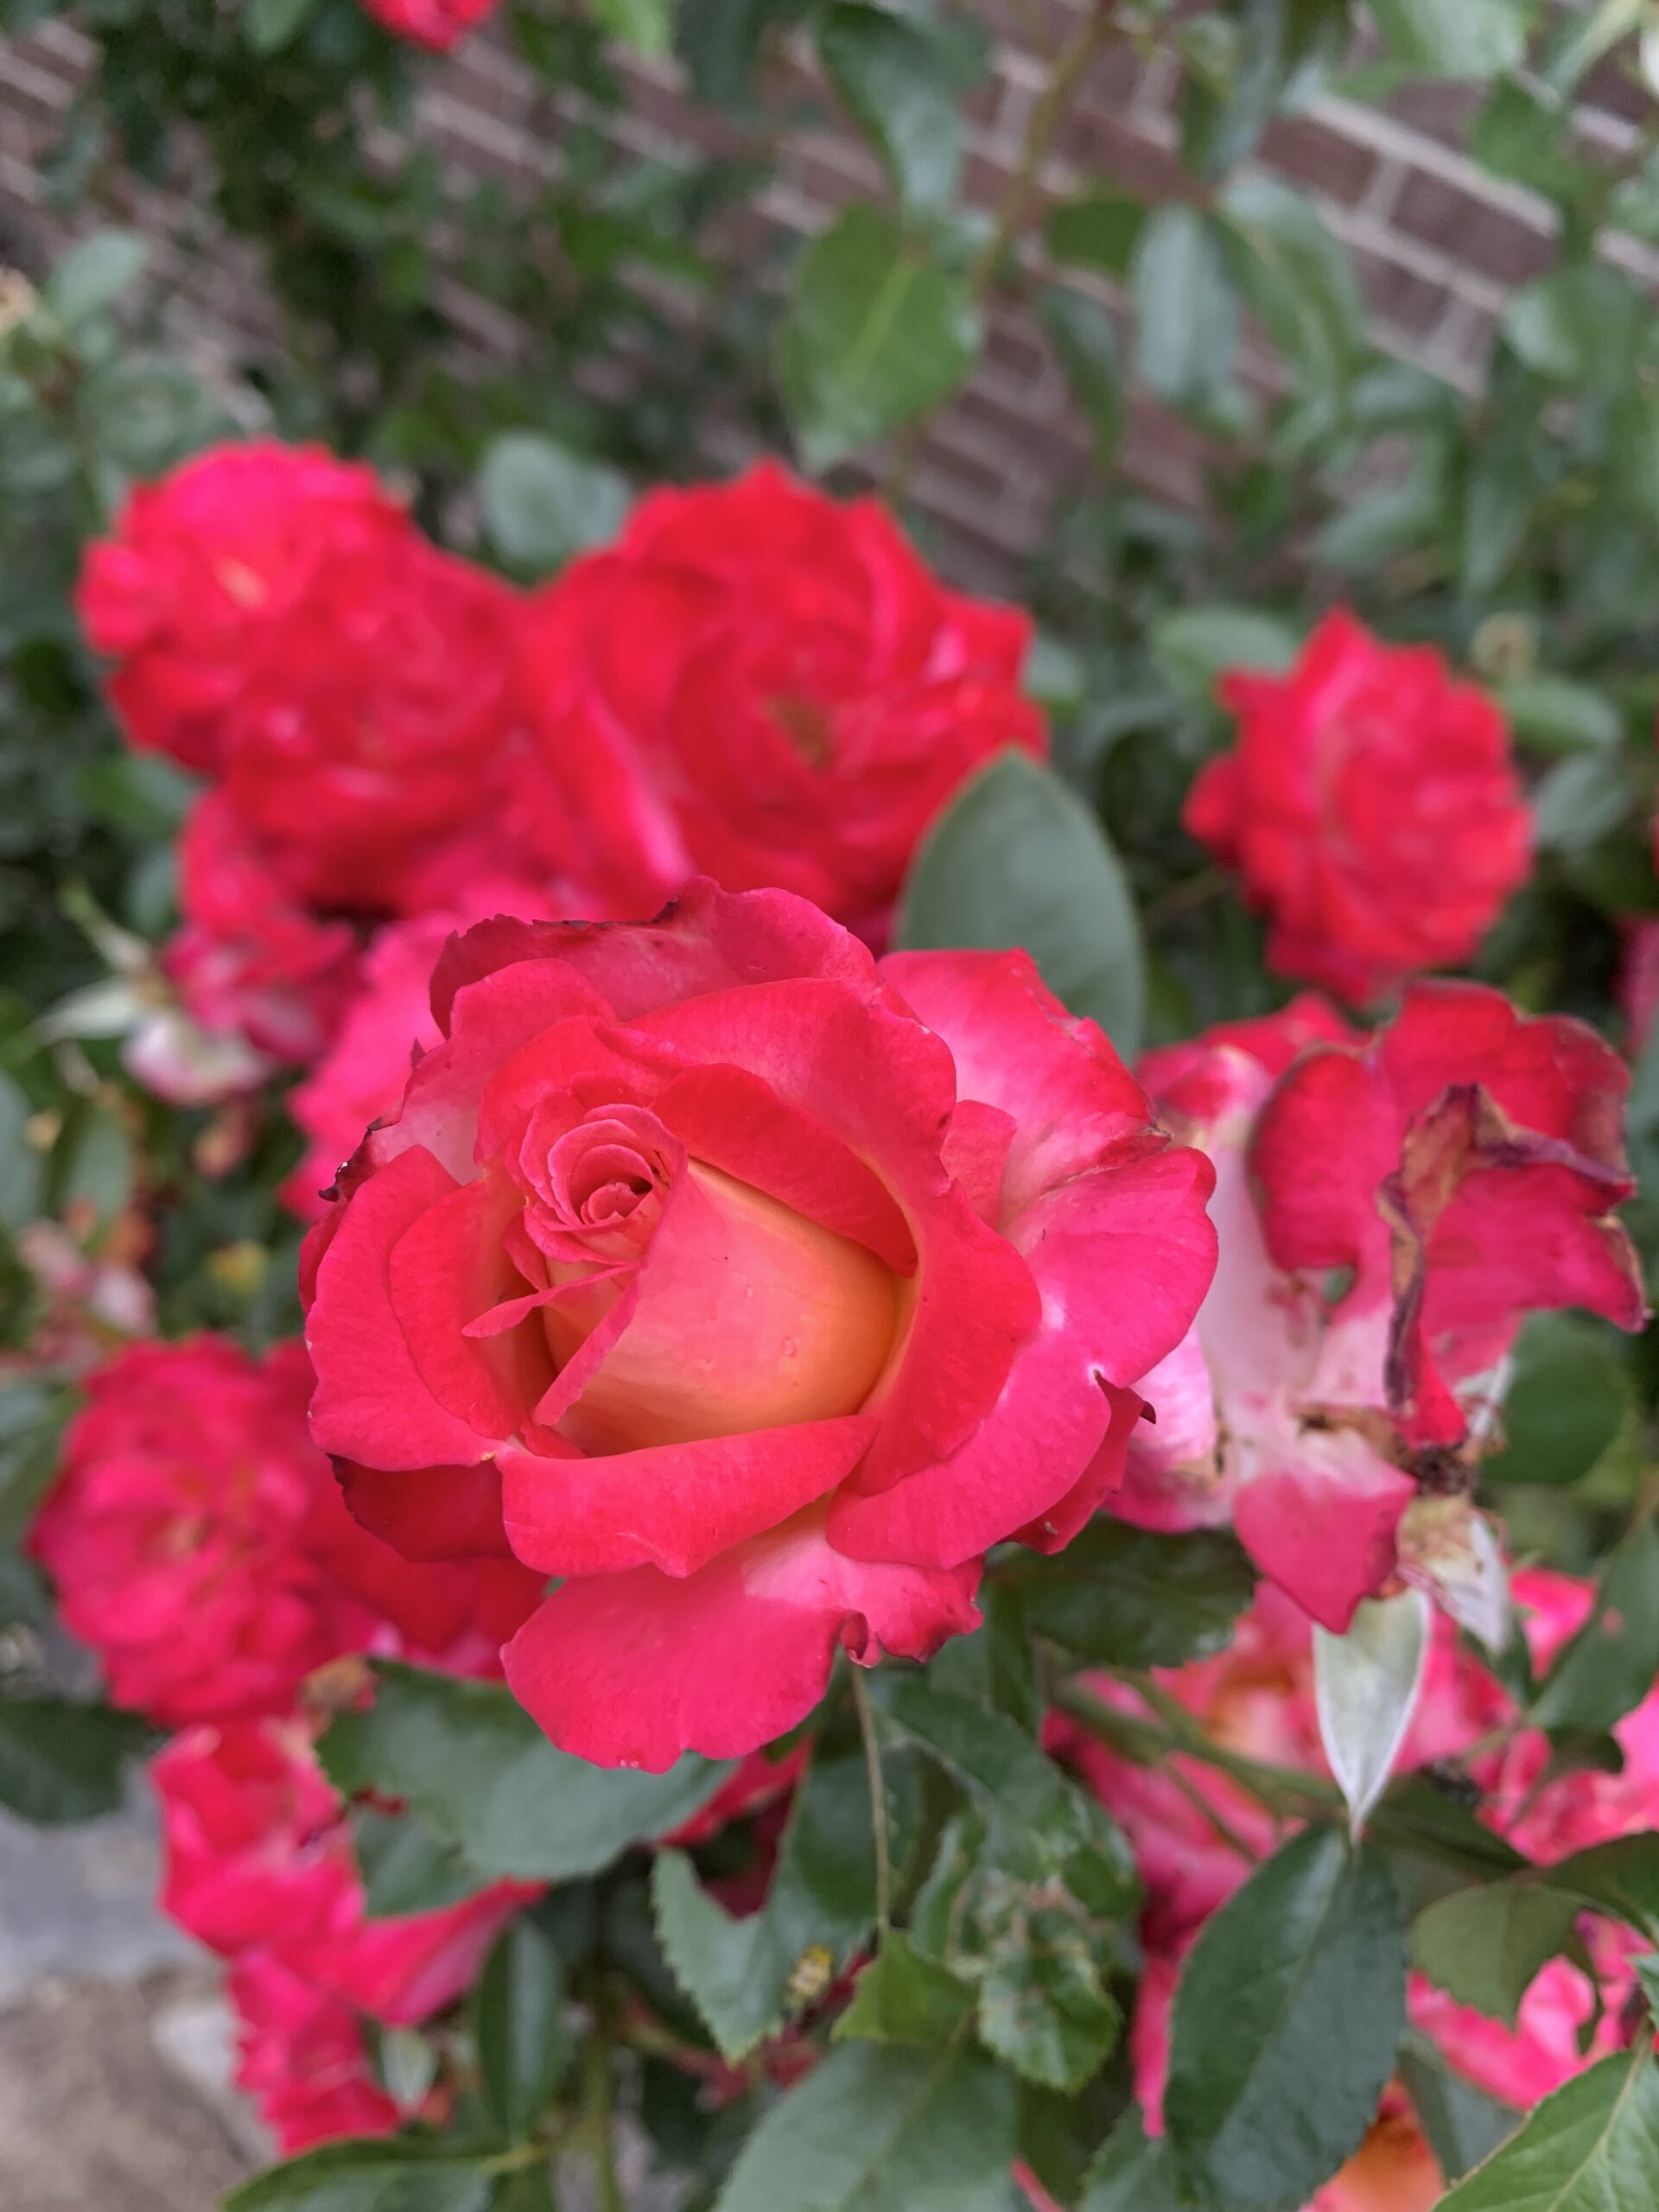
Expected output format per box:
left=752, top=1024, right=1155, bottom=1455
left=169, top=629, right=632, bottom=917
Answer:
left=357, top=0, right=499, bottom=47
left=513, top=463, right=1046, bottom=932
left=76, top=441, right=403, bottom=775
left=1185, top=611, right=1532, bottom=1004
left=79, top=440, right=524, bottom=912
left=302, top=880, right=1216, bottom=1770
left=154, top=1719, right=534, bottom=2022
left=31, top=1335, right=543, bottom=1725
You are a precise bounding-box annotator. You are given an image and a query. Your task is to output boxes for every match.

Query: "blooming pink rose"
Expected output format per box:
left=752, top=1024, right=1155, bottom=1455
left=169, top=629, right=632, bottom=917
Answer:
left=31, top=1335, right=543, bottom=1725
left=512, top=464, right=1046, bottom=932
left=1185, top=611, right=1532, bottom=1003
left=1122, top=983, right=1643, bottom=1631
left=154, top=1719, right=534, bottom=2022
left=302, top=880, right=1217, bottom=1768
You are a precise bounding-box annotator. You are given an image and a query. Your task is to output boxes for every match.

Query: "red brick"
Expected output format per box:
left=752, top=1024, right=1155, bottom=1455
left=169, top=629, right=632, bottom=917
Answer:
left=1259, top=112, right=1378, bottom=207
left=1389, top=168, right=1554, bottom=284
left=1347, top=242, right=1456, bottom=340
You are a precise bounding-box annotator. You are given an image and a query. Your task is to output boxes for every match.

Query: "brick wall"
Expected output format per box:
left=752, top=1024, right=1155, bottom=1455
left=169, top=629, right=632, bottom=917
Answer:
left=1, top=4, right=1653, bottom=592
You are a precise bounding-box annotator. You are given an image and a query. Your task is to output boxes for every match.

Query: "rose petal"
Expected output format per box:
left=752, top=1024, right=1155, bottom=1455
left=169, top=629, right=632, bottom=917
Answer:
left=502, top=1507, right=982, bottom=1769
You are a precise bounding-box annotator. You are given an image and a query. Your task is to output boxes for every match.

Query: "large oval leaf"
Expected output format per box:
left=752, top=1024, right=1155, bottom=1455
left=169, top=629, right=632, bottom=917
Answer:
left=893, top=751, right=1145, bottom=1059
left=1164, top=1826, right=1408, bottom=2210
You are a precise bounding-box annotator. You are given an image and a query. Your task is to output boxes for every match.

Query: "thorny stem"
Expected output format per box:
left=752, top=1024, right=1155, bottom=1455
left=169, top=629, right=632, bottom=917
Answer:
left=850, top=1664, right=893, bottom=1934
left=883, top=0, right=1118, bottom=502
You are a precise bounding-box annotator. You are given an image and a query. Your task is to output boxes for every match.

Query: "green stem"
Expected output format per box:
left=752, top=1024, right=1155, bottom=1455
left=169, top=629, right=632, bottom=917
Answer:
left=850, top=1665, right=893, bottom=1935
left=582, top=2002, right=625, bottom=2212
left=966, top=1, right=1119, bottom=298
left=1053, top=1675, right=1344, bottom=1819
left=884, top=0, right=1119, bottom=501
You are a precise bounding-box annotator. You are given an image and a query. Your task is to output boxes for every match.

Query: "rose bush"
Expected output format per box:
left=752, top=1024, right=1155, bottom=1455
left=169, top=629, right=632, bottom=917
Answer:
left=1185, top=613, right=1533, bottom=1005
left=301, top=876, right=1217, bottom=1766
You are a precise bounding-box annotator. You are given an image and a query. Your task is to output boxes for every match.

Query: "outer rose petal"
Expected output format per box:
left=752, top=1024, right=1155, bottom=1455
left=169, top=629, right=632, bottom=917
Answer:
left=499, top=1416, right=878, bottom=1579
left=880, top=947, right=1154, bottom=1216
left=429, top=879, right=883, bottom=1035
left=335, top=1459, right=517, bottom=1560
left=306, top=1145, right=497, bottom=1471
left=1232, top=1444, right=1416, bottom=1633
left=502, top=1507, right=982, bottom=1770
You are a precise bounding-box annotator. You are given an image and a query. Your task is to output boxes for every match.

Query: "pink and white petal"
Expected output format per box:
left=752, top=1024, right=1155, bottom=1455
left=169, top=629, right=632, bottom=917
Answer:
left=939, top=1098, right=1015, bottom=1226
left=1012, top=1147, right=1219, bottom=1389
left=387, top=1171, right=552, bottom=1437
left=306, top=1146, right=495, bottom=1471
left=502, top=1510, right=982, bottom=1770
left=499, top=1415, right=878, bottom=1579
left=1231, top=1433, right=1416, bottom=1633
left=880, top=948, right=1154, bottom=1217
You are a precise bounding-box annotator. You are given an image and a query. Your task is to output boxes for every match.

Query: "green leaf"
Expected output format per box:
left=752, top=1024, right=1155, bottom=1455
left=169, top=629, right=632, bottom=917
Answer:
left=674, top=0, right=811, bottom=106
left=353, top=1807, right=485, bottom=1918
left=817, top=3, right=967, bottom=216
left=1436, top=2044, right=1659, bottom=2210
left=0, top=1071, right=44, bottom=1233
left=893, top=749, right=1145, bottom=1059
left=225, top=2137, right=496, bottom=2211
left=652, top=1745, right=889, bottom=2058
left=1410, top=1879, right=1583, bottom=2028
left=1000, top=1522, right=1256, bottom=1669
left=243, top=0, right=315, bottom=52
left=1532, top=753, right=1634, bottom=855
left=1533, top=1522, right=1659, bottom=1736
left=713, top=2040, right=1020, bottom=2212
left=1399, top=2036, right=1522, bottom=2183
left=1503, top=265, right=1648, bottom=389
left=1498, top=680, right=1624, bottom=757
left=474, top=1918, right=569, bottom=2139
left=0, top=1699, right=148, bottom=1825
left=320, top=1662, right=734, bottom=1883
left=887, top=1685, right=1135, bottom=2090
left=1081, top=2109, right=1185, bottom=2211
left=1165, top=1827, right=1408, bottom=2212
left=476, top=433, right=630, bottom=575
left=833, top=1929, right=975, bottom=2044
left=1470, top=80, right=1589, bottom=207
left=775, top=205, right=980, bottom=472
left=1130, top=207, right=1238, bottom=410
left=1542, top=0, right=1643, bottom=92
left=1368, top=0, right=1535, bottom=76
left=1314, top=1589, right=1431, bottom=1838
left=43, top=231, right=149, bottom=325
left=1484, top=1314, right=1631, bottom=1487
left=1150, top=605, right=1299, bottom=698
left=588, top=0, right=672, bottom=56
left=0, top=1382, right=71, bottom=1544
left=1217, top=175, right=1368, bottom=408
left=1040, top=290, right=1120, bottom=461
left=1046, top=192, right=1146, bottom=280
